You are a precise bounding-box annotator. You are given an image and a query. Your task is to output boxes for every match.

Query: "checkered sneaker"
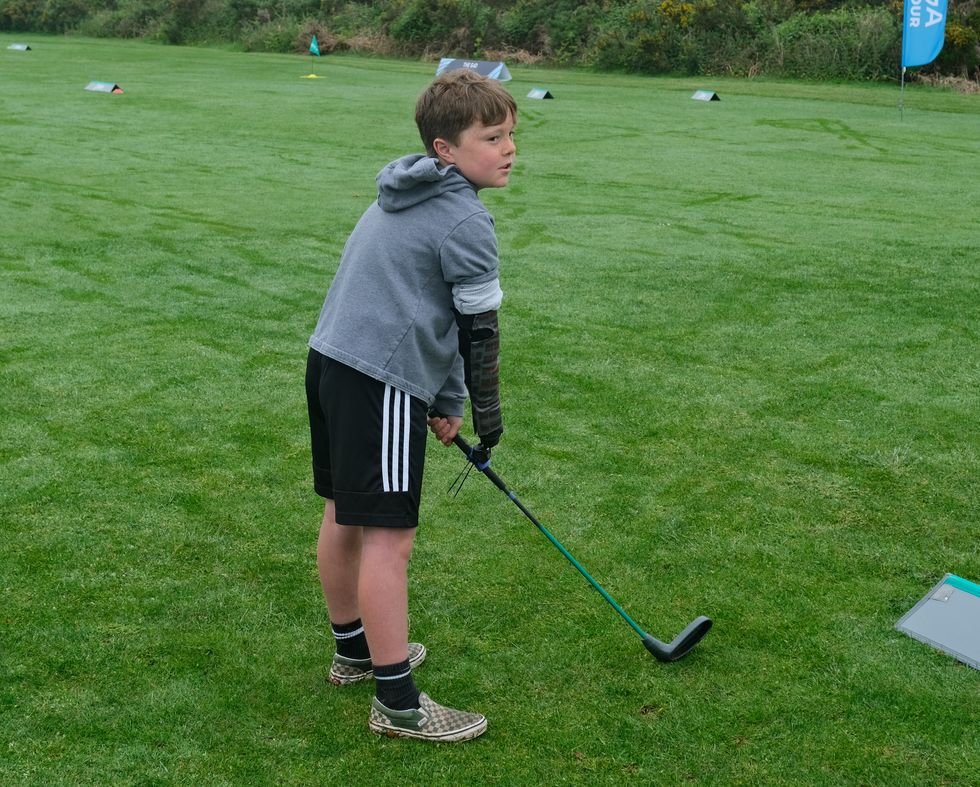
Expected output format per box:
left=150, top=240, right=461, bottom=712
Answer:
left=329, top=642, right=426, bottom=685
left=369, top=692, right=487, bottom=742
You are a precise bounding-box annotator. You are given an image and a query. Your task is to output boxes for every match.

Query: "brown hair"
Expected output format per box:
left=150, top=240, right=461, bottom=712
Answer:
left=415, top=69, right=518, bottom=157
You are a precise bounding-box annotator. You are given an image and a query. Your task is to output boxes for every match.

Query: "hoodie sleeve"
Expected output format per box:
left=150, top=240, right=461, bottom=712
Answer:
left=440, top=212, right=504, bottom=315
left=432, top=354, right=467, bottom=417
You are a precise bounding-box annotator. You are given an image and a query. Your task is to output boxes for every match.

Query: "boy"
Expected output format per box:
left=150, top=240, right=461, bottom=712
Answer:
left=304, top=69, right=517, bottom=742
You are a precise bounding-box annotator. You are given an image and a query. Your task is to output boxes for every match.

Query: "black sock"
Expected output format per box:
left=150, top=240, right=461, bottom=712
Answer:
left=374, top=659, right=420, bottom=710
left=331, top=619, right=370, bottom=661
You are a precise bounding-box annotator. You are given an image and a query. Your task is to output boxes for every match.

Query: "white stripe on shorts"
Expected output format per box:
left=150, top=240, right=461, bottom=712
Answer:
left=381, top=385, right=391, bottom=492
left=401, top=390, right=410, bottom=492
left=381, top=385, right=411, bottom=493
left=391, top=387, right=401, bottom=490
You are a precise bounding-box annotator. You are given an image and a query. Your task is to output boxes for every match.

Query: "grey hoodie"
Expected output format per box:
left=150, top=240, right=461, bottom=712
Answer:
left=308, top=154, right=503, bottom=417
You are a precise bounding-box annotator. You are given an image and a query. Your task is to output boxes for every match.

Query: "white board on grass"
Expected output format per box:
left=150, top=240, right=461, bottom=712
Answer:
left=896, top=573, right=980, bottom=670
left=436, top=58, right=511, bottom=81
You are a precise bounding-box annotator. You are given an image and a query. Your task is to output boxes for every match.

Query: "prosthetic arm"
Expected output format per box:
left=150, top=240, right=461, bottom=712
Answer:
left=453, top=308, right=503, bottom=448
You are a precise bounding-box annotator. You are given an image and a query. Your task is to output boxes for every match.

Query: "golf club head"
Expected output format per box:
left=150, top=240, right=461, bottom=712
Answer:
left=643, top=616, right=713, bottom=662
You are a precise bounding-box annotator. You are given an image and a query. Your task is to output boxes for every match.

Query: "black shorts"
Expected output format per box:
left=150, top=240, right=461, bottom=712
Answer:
left=305, top=348, right=428, bottom=527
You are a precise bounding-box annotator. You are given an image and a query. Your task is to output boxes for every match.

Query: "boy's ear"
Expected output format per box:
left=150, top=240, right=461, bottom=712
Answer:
left=432, top=137, right=455, bottom=163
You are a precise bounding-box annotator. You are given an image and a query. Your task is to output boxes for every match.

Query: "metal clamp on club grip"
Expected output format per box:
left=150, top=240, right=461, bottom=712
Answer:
left=452, top=435, right=491, bottom=470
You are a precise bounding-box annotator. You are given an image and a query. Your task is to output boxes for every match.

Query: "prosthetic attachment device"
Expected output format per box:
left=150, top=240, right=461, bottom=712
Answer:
left=454, top=309, right=503, bottom=447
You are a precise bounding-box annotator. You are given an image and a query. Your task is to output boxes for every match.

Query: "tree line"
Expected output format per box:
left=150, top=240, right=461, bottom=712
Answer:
left=2, top=0, right=978, bottom=82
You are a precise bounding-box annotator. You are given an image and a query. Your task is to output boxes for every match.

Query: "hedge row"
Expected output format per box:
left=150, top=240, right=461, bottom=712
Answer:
left=2, top=0, right=978, bottom=81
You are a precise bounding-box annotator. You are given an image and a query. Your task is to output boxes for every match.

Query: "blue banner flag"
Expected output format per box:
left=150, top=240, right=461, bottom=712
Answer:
left=902, top=0, right=947, bottom=67
left=309, top=35, right=320, bottom=57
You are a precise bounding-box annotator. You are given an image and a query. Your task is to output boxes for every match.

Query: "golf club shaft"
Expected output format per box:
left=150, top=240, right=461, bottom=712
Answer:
left=452, top=435, right=647, bottom=639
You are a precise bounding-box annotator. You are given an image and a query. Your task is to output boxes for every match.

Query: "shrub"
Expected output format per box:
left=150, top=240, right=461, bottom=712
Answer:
left=683, top=0, right=757, bottom=75
left=317, top=0, right=390, bottom=37
left=240, top=15, right=304, bottom=51
left=500, top=0, right=602, bottom=61
left=586, top=1, right=692, bottom=74
left=769, top=6, right=900, bottom=80
left=935, top=17, right=980, bottom=77
left=388, top=0, right=499, bottom=56
left=0, top=0, right=44, bottom=31
left=155, top=0, right=203, bottom=43
left=114, top=3, right=159, bottom=37
left=226, top=0, right=262, bottom=28
left=296, top=20, right=346, bottom=53
left=74, top=9, right=118, bottom=36
left=39, top=0, right=89, bottom=32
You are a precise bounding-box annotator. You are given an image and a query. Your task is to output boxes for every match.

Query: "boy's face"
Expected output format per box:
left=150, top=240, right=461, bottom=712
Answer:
left=433, top=113, right=516, bottom=190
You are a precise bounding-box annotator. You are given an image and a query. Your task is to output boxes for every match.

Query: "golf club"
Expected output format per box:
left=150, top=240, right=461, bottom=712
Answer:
left=452, top=435, right=712, bottom=662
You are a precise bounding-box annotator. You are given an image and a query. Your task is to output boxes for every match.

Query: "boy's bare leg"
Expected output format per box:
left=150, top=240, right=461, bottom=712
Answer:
left=317, top=500, right=362, bottom=623
left=358, top=526, right=416, bottom=666
left=318, top=503, right=415, bottom=665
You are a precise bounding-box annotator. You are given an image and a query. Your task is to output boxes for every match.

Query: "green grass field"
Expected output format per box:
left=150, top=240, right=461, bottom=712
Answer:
left=2, top=34, right=979, bottom=785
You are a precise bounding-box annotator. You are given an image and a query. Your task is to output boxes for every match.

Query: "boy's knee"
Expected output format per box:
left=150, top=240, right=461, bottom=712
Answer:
left=363, top=526, right=417, bottom=562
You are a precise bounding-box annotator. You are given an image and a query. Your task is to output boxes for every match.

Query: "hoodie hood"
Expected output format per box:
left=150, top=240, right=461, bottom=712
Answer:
left=376, top=154, right=475, bottom=212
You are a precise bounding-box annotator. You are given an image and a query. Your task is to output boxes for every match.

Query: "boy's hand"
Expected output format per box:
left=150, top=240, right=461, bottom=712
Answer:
left=427, top=414, right=463, bottom=446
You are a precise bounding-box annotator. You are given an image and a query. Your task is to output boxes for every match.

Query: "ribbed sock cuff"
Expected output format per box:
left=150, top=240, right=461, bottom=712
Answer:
left=374, top=659, right=420, bottom=710
left=331, top=618, right=370, bottom=661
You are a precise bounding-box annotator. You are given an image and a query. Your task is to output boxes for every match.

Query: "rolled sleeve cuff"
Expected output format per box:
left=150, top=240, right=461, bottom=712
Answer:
left=452, top=278, right=503, bottom=315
